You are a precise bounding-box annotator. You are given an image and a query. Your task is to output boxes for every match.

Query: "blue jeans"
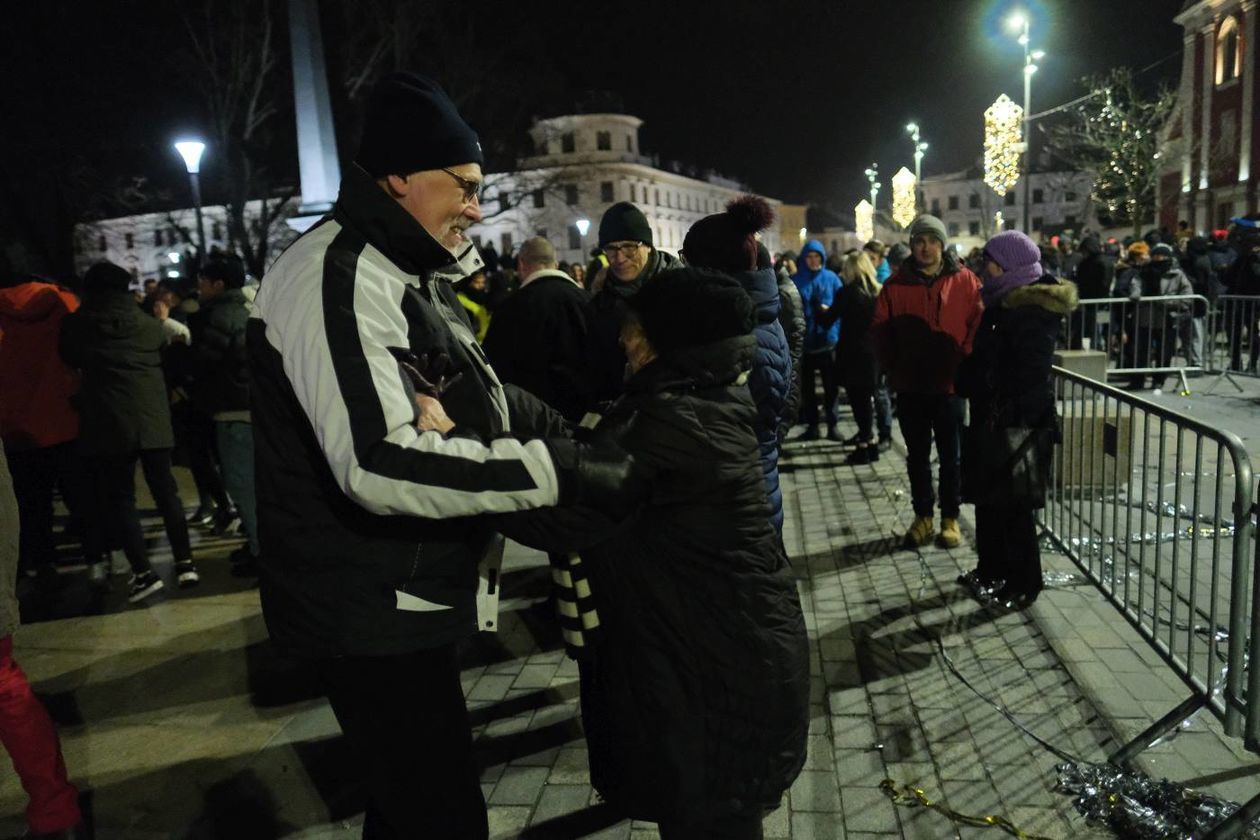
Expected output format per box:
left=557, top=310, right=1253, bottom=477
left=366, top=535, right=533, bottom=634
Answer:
left=215, top=421, right=259, bottom=556
left=896, top=393, right=964, bottom=519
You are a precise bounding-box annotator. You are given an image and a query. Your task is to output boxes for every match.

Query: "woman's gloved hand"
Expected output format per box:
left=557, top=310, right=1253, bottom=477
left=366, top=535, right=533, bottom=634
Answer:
left=544, top=438, right=648, bottom=520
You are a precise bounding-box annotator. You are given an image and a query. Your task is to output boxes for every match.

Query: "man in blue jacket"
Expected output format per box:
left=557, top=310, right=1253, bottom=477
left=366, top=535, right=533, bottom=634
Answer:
left=792, top=240, right=842, bottom=440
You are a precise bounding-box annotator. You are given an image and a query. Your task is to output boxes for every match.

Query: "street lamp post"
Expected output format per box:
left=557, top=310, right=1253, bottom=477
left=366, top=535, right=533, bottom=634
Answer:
left=905, top=123, right=929, bottom=195
left=864, top=165, right=882, bottom=233
left=1007, top=12, right=1044, bottom=236
left=174, top=139, right=208, bottom=262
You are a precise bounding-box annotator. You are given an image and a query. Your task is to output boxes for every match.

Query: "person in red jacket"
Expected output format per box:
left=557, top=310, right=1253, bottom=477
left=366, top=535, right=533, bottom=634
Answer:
left=870, top=215, right=983, bottom=549
left=0, top=275, right=97, bottom=589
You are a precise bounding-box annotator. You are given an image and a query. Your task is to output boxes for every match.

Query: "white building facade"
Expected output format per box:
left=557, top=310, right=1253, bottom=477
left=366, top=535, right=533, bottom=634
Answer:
left=73, top=199, right=298, bottom=282
left=915, top=169, right=1101, bottom=250
left=471, top=114, right=783, bottom=264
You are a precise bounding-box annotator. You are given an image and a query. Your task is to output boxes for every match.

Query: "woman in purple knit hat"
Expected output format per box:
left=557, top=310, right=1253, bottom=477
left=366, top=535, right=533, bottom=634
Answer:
left=956, top=231, right=1078, bottom=608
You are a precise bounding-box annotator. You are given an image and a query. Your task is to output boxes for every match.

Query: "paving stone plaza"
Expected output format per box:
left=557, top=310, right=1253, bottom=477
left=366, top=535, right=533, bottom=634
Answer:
left=2, top=425, right=1258, bottom=839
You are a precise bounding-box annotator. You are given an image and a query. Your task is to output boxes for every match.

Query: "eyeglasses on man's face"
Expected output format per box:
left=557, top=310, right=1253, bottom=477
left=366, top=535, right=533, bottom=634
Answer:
left=604, top=242, right=646, bottom=258
left=440, top=167, right=483, bottom=203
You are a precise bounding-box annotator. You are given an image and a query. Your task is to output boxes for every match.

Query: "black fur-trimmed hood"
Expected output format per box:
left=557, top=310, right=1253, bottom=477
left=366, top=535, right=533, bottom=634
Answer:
left=1002, top=277, right=1078, bottom=314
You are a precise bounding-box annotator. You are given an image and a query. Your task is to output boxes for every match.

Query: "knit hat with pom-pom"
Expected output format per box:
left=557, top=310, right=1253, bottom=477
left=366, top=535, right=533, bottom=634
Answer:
left=682, top=194, right=776, bottom=274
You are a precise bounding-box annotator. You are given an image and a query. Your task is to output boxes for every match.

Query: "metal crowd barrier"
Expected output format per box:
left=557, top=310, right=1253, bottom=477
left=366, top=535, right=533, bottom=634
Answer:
left=1039, top=366, right=1259, bottom=838
left=1064, top=295, right=1211, bottom=393
left=1205, top=295, right=1260, bottom=390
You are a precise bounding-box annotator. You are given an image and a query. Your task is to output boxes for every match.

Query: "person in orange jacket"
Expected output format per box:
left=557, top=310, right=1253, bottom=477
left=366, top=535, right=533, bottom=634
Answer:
left=870, top=215, right=983, bottom=550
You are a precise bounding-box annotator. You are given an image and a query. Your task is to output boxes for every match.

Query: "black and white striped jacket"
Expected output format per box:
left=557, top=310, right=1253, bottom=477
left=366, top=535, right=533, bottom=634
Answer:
left=248, top=165, right=559, bottom=659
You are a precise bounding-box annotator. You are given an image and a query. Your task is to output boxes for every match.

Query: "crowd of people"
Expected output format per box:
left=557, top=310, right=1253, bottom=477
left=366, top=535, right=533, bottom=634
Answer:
left=4, top=66, right=1260, bottom=840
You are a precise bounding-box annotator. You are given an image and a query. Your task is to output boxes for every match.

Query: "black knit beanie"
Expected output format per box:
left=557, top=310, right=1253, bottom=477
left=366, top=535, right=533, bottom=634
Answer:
left=683, top=195, right=775, bottom=274
left=356, top=73, right=483, bottom=178
left=83, top=262, right=132, bottom=294
left=627, top=267, right=753, bottom=355
left=598, top=202, right=653, bottom=247
left=200, top=256, right=246, bottom=289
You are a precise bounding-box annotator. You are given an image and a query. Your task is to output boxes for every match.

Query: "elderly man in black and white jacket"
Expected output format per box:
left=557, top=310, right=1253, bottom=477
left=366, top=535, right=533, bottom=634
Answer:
left=248, top=72, right=631, bottom=840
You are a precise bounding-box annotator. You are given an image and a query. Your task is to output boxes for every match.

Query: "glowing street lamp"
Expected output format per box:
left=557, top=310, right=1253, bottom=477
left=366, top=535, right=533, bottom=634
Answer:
left=574, top=217, right=590, bottom=257
left=855, top=199, right=874, bottom=243
left=173, top=139, right=207, bottom=260
left=891, top=167, right=917, bottom=230
left=1006, top=10, right=1045, bottom=234
left=984, top=94, right=1024, bottom=198
left=863, top=164, right=881, bottom=212
left=798, top=226, right=807, bottom=246
left=905, top=123, right=929, bottom=193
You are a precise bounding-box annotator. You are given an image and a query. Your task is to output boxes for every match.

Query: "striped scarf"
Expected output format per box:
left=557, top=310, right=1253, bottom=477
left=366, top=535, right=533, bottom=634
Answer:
left=549, top=552, right=601, bottom=659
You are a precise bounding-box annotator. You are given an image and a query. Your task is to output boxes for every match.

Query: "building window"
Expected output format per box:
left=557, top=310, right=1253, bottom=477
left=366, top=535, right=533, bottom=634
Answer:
left=654, top=188, right=660, bottom=206
left=533, top=190, right=545, bottom=209
left=538, top=140, right=549, bottom=155
left=930, top=198, right=941, bottom=215
left=947, top=222, right=960, bottom=237
left=498, top=191, right=512, bottom=211
left=1217, top=16, right=1242, bottom=85
left=1033, top=188, right=1045, bottom=204
left=968, top=193, right=980, bottom=209
left=561, top=132, right=575, bottom=153
left=1065, top=191, right=1078, bottom=202
left=536, top=229, right=547, bottom=241
left=596, top=131, right=611, bottom=151
left=569, top=224, right=582, bottom=251
left=212, top=222, right=223, bottom=240
left=1004, top=219, right=1016, bottom=231
left=1065, top=215, right=1078, bottom=227
left=1004, top=192, right=1016, bottom=206
left=154, top=230, right=164, bottom=246
left=1032, top=217, right=1044, bottom=231
left=98, top=235, right=107, bottom=252
left=968, top=221, right=980, bottom=236
left=565, top=184, right=579, bottom=205
left=500, top=233, right=513, bottom=254
left=600, top=182, right=614, bottom=203
left=1219, top=202, right=1236, bottom=228
left=629, top=184, right=636, bottom=202
left=947, top=196, right=959, bottom=210
left=125, top=232, right=134, bottom=249
left=626, top=135, right=634, bottom=152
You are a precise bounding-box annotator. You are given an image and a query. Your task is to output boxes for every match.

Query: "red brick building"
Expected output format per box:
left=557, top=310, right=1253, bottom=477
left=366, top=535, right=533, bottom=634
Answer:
left=1159, top=0, right=1257, bottom=232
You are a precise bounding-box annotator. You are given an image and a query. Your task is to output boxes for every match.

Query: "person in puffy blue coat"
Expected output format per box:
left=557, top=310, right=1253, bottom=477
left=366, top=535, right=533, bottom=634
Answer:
left=683, top=196, right=792, bottom=533
left=792, top=239, right=842, bottom=440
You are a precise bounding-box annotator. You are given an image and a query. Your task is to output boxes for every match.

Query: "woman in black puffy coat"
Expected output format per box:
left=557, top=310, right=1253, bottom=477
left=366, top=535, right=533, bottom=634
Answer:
left=956, top=231, right=1077, bottom=609
left=682, top=196, right=791, bottom=533
left=829, top=252, right=883, bottom=465
left=501, top=267, right=809, bottom=839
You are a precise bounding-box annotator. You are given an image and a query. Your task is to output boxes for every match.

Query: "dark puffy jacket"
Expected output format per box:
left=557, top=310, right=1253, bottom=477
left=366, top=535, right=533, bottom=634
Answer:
left=500, top=335, right=809, bottom=824
left=776, top=267, right=805, bottom=441
left=584, top=249, right=680, bottom=408
left=59, top=290, right=173, bottom=456
left=1074, top=238, right=1114, bottom=300
left=187, top=288, right=251, bottom=414
left=732, top=267, right=790, bottom=532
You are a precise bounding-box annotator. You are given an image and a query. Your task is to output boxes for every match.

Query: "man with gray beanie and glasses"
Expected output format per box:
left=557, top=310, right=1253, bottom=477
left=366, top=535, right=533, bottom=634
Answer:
left=248, top=72, right=637, bottom=839
left=871, top=214, right=983, bottom=551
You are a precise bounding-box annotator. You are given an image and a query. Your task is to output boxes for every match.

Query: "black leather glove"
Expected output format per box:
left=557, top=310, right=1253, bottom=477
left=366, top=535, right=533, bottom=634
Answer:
left=545, top=438, right=648, bottom=520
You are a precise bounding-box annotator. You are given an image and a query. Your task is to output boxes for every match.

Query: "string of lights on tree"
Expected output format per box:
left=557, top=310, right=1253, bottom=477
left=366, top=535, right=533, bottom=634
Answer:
left=983, top=93, right=1023, bottom=197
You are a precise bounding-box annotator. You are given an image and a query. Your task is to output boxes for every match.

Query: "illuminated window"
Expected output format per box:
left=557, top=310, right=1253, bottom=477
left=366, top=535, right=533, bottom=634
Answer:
left=1217, top=16, right=1242, bottom=85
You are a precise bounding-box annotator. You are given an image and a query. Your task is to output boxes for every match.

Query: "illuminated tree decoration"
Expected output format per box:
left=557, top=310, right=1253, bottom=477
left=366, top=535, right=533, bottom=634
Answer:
left=891, top=167, right=917, bottom=229
left=984, top=93, right=1024, bottom=197
left=855, top=199, right=874, bottom=243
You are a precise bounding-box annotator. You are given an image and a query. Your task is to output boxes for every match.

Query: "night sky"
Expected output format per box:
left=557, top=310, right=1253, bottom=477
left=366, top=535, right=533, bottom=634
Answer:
left=2, top=0, right=1187, bottom=246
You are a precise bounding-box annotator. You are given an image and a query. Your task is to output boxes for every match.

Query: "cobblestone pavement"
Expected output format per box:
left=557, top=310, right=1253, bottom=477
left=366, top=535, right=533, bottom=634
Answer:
left=2, top=427, right=1258, bottom=839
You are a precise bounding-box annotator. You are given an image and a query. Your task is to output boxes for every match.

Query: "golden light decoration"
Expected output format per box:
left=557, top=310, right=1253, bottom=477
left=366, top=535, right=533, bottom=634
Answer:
left=855, top=199, right=874, bottom=243
left=983, top=93, right=1024, bottom=197
left=891, top=167, right=917, bottom=229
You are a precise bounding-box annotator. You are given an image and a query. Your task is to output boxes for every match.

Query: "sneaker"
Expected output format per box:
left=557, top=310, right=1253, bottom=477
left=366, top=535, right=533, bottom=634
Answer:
left=799, top=425, right=820, bottom=441
left=211, top=510, right=241, bottom=537
left=174, top=560, right=200, bottom=588
left=877, top=436, right=893, bottom=452
left=187, top=503, right=217, bottom=527
left=903, top=516, right=935, bottom=548
left=826, top=425, right=842, bottom=442
left=128, top=571, right=165, bottom=603
left=937, top=517, right=962, bottom=548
